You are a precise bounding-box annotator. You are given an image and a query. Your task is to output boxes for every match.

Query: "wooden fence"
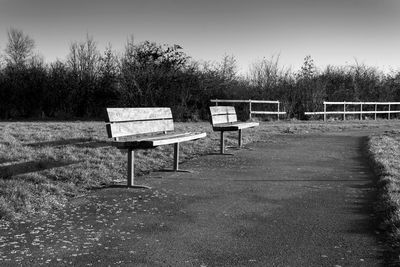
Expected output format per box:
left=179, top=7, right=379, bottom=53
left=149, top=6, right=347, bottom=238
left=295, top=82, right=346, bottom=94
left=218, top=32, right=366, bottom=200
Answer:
left=210, top=99, right=286, bottom=120
left=305, top=101, right=400, bottom=121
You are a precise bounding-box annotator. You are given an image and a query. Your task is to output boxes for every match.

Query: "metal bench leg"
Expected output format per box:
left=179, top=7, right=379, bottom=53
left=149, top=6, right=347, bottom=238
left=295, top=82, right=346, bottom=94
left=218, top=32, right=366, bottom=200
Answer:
left=127, top=149, right=134, bottom=186
left=127, top=149, right=151, bottom=189
left=218, top=131, right=234, bottom=155
left=220, top=131, right=225, bottom=154
left=159, top=143, right=192, bottom=173
left=173, top=142, right=179, bottom=171
left=238, top=129, right=242, bottom=147
left=172, top=142, right=192, bottom=173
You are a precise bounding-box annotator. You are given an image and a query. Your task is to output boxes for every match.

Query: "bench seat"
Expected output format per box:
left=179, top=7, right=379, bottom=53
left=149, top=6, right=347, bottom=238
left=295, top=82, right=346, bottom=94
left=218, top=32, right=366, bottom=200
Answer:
left=212, top=122, right=259, bottom=132
left=112, top=132, right=207, bottom=149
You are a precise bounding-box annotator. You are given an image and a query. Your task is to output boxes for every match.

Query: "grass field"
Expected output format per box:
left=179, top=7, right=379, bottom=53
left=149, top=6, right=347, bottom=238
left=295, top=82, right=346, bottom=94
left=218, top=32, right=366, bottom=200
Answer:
left=1, top=119, right=400, bottom=228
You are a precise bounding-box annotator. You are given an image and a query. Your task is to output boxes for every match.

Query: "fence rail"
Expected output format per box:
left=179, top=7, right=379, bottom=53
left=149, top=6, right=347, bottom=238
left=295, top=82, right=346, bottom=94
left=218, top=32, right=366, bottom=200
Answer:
left=210, top=99, right=286, bottom=120
left=305, top=101, right=400, bottom=121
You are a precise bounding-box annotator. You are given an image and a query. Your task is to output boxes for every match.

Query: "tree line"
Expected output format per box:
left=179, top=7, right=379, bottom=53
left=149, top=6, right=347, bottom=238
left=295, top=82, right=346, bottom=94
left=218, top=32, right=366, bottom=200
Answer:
left=1, top=28, right=400, bottom=121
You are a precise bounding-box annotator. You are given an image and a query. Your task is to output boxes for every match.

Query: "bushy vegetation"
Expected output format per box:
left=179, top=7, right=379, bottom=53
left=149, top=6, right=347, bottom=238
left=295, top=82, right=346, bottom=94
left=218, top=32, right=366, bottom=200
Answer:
left=1, top=29, right=400, bottom=121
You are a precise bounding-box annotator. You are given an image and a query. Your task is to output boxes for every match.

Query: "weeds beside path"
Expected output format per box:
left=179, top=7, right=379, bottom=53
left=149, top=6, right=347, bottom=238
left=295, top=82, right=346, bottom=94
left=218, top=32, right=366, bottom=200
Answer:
left=368, top=131, right=400, bottom=262
left=1, top=119, right=400, bottom=221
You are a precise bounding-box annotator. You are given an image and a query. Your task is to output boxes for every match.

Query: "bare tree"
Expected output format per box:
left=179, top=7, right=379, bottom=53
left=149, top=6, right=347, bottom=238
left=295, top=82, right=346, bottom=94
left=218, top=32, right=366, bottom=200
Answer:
left=248, top=55, right=281, bottom=89
left=66, top=34, right=100, bottom=116
left=4, top=28, right=35, bottom=67
left=67, top=34, right=99, bottom=79
left=218, top=54, right=237, bottom=81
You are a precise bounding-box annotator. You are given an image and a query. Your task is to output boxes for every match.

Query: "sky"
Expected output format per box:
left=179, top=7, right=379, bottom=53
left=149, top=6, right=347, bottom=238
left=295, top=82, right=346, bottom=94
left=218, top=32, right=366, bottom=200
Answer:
left=0, top=0, right=399, bottom=73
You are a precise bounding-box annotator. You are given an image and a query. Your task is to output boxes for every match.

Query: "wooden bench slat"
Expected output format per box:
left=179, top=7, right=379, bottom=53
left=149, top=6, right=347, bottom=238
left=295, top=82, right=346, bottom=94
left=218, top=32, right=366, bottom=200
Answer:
left=152, top=132, right=206, bottom=146
left=106, top=107, right=172, bottom=122
left=209, top=106, right=236, bottom=115
left=113, top=132, right=207, bottom=149
left=128, top=132, right=193, bottom=142
left=211, top=114, right=238, bottom=125
left=106, top=119, right=174, bottom=138
left=117, top=132, right=198, bottom=143
left=213, top=122, right=259, bottom=131
left=210, top=106, right=238, bottom=124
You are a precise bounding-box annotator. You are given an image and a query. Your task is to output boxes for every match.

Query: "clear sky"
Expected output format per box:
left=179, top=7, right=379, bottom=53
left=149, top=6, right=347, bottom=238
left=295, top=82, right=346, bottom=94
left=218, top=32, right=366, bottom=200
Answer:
left=0, top=0, right=399, bottom=73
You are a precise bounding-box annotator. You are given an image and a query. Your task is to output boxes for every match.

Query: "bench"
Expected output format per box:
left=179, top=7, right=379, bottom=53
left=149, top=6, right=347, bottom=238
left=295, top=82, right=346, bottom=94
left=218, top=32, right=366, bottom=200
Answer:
left=105, top=107, right=206, bottom=188
left=209, top=106, right=259, bottom=154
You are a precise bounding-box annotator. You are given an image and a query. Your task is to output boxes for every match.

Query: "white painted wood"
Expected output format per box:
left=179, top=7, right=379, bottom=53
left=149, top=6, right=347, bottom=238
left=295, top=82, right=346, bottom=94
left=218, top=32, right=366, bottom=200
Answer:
left=251, top=111, right=286, bottom=115
left=250, top=100, right=280, bottom=104
left=210, top=99, right=284, bottom=120
left=211, top=99, right=279, bottom=104
left=306, top=101, right=400, bottom=121
left=324, top=101, right=400, bottom=105
left=305, top=110, right=400, bottom=115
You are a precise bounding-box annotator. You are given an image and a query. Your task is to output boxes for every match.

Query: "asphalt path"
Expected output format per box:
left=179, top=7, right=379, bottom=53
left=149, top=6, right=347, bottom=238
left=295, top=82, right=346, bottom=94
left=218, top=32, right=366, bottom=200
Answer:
left=0, top=132, right=385, bottom=266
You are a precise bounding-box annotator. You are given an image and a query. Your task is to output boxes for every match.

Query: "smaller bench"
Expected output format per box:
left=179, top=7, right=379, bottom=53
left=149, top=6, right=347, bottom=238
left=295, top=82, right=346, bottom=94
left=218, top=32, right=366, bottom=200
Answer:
left=105, top=108, right=206, bottom=188
left=209, top=106, right=259, bottom=154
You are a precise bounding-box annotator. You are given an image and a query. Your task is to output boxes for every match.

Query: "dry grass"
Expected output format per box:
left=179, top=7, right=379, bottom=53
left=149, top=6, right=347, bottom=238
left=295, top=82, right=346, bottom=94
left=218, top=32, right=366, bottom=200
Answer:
left=368, top=130, right=400, bottom=250
left=1, top=119, right=400, bottom=221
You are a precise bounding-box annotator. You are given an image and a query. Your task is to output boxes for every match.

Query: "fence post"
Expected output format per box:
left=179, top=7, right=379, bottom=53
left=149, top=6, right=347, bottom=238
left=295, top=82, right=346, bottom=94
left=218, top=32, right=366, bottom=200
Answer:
left=388, top=104, right=391, bottom=119
left=343, top=102, right=346, bottom=121
left=277, top=101, right=280, bottom=121
left=249, top=100, right=252, bottom=120
left=215, top=99, right=218, bottom=106
left=323, top=102, right=327, bottom=122
left=360, top=103, right=363, bottom=120
left=375, top=104, right=377, bottom=120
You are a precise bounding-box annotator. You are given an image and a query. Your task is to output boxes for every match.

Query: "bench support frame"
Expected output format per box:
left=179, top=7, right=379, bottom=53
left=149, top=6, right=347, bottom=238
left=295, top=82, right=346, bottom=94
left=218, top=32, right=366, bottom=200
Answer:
left=238, top=129, right=242, bottom=147
left=126, top=142, right=193, bottom=187
left=159, top=142, right=192, bottom=173
left=220, top=131, right=225, bottom=154
left=218, top=131, right=235, bottom=155
left=127, top=149, right=151, bottom=189
left=174, top=143, right=179, bottom=170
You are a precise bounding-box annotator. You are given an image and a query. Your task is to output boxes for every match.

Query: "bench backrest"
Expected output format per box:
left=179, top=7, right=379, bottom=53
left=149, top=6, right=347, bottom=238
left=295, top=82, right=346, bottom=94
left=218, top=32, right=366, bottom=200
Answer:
left=105, top=108, right=174, bottom=139
left=209, top=106, right=238, bottom=125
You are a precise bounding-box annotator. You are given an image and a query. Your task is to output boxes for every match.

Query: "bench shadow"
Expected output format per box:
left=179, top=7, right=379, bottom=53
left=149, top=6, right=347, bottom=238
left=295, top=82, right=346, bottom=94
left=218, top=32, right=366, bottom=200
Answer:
left=207, top=152, right=235, bottom=156
left=0, top=160, right=80, bottom=177
left=88, top=184, right=153, bottom=191
left=0, top=158, right=14, bottom=164
left=88, top=184, right=127, bottom=190
left=25, top=138, right=110, bottom=148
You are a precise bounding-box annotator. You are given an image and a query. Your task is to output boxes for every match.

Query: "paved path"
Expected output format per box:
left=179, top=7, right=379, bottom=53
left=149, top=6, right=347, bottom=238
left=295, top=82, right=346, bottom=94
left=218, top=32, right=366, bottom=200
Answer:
left=0, top=133, right=385, bottom=266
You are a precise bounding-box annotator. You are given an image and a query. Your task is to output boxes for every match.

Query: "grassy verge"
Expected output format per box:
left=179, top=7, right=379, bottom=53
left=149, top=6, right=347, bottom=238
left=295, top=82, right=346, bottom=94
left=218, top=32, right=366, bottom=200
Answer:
left=367, top=131, right=400, bottom=252
left=1, top=119, right=400, bottom=221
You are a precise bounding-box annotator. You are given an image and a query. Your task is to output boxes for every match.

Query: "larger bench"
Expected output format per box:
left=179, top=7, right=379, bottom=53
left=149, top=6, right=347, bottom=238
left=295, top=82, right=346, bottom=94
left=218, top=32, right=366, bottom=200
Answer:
left=209, top=106, right=259, bottom=154
left=105, top=107, right=206, bottom=188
